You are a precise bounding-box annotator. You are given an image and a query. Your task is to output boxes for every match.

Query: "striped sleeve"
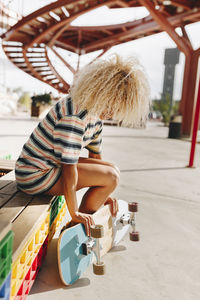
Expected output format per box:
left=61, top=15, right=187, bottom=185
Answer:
left=53, top=115, right=84, bottom=164
left=85, top=126, right=103, bottom=154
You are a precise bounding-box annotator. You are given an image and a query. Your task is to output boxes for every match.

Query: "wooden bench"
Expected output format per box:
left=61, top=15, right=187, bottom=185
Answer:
left=0, top=171, right=68, bottom=300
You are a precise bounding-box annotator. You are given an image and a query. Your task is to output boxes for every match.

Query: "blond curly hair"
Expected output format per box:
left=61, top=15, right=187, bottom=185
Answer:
left=70, top=54, right=150, bottom=127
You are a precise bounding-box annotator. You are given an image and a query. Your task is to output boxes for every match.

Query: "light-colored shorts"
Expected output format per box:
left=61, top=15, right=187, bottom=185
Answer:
left=15, top=166, right=62, bottom=195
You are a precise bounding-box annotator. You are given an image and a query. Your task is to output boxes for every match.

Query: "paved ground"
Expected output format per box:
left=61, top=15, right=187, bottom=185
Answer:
left=1, top=117, right=200, bottom=300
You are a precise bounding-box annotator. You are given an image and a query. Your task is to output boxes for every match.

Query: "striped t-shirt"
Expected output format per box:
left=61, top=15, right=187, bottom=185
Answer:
left=15, top=97, right=103, bottom=195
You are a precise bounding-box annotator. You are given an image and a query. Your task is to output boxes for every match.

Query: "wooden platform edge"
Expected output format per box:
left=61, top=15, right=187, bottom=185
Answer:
left=0, top=219, right=12, bottom=242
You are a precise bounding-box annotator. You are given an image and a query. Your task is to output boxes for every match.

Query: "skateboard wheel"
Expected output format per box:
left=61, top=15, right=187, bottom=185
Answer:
left=129, top=231, right=139, bottom=241
left=128, top=202, right=138, bottom=212
left=93, top=262, right=106, bottom=275
left=90, top=225, right=104, bottom=238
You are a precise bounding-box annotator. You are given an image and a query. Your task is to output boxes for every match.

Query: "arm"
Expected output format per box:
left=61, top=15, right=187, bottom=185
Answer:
left=62, top=164, right=78, bottom=217
left=88, top=152, right=102, bottom=160
left=62, top=164, right=94, bottom=235
left=86, top=123, right=103, bottom=158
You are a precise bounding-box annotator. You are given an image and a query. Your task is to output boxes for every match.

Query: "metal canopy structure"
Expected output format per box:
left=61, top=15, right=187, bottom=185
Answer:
left=1, top=0, right=200, bottom=135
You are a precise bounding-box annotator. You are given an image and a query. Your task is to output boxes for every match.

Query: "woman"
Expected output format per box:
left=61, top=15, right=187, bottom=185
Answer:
left=15, top=54, right=150, bottom=235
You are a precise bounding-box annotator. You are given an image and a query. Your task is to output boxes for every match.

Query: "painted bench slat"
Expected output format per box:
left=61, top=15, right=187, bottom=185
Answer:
left=0, top=193, right=33, bottom=223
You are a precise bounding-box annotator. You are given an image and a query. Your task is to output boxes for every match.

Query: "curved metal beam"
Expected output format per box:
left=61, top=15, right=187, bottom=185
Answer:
left=2, top=0, right=79, bottom=40
left=139, top=0, right=192, bottom=55
left=2, top=0, right=200, bottom=97
left=25, top=0, right=117, bottom=48
left=75, top=10, right=200, bottom=53
left=50, top=46, right=75, bottom=74
left=45, top=47, right=70, bottom=92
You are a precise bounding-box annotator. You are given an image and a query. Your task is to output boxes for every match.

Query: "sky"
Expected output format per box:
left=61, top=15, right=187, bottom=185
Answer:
left=0, top=1, right=200, bottom=100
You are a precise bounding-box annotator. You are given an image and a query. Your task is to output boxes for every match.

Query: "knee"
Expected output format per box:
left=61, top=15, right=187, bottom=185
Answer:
left=107, top=163, right=120, bottom=177
left=113, top=164, right=120, bottom=176
left=107, top=167, right=120, bottom=189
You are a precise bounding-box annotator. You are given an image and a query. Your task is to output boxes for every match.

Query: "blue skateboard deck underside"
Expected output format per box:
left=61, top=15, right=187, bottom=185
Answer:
left=58, top=200, right=130, bottom=285
left=58, top=223, right=92, bottom=285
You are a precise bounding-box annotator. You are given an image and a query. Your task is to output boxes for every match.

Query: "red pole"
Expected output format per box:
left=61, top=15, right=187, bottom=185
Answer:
left=188, top=79, right=200, bottom=167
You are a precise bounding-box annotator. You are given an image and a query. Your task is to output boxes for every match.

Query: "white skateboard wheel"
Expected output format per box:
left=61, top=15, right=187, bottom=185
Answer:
left=90, top=225, right=104, bottom=238
left=93, top=262, right=106, bottom=275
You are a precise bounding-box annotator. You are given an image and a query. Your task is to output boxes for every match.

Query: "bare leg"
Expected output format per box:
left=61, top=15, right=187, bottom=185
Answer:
left=45, top=158, right=120, bottom=214
left=77, top=163, right=119, bottom=214
left=78, top=157, right=120, bottom=176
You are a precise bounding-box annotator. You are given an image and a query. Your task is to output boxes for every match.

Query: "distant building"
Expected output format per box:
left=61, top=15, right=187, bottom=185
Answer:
left=162, top=48, right=180, bottom=105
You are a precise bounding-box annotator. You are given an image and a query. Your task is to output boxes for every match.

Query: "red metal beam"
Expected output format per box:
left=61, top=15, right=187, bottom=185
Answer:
left=2, top=0, right=81, bottom=40
left=65, top=9, right=199, bottom=53
left=50, top=46, right=75, bottom=74
left=24, top=0, right=117, bottom=47
left=88, top=47, right=111, bottom=64
left=164, top=0, right=191, bottom=10
left=139, top=0, right=192, bottom=55
left=79, top=11, right=200, bottom=52
left=2, top=0, right=200, bottom=98
left=139, top=0, right=200, bottom=137
left=45, top=48, right=69, bottom=91
left=181, top=47, right=200, bottom=136
left=188, top=79, right=200, bottom=167
left=47, top=23, right=70, bottom=47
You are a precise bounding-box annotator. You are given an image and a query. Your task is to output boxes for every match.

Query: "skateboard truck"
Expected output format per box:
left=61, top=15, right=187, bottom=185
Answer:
left=120, top=202, right=139, bottom=241
left=82, top=238, right=96, bottom=255
left=83, top=225, right=105, bottom=275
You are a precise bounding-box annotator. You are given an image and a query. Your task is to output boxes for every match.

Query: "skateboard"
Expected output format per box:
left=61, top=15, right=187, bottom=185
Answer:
left=57, top=199, right=139, bottom=285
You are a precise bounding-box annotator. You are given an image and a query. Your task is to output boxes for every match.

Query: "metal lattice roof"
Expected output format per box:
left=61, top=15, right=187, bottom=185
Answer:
left=2, top=0, right=200, bottom=93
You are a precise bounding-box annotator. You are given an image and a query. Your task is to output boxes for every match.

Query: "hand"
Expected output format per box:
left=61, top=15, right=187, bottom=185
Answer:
left=71, top=212, right=95, bottom=236
left=104, top=197, right=119, bottom=217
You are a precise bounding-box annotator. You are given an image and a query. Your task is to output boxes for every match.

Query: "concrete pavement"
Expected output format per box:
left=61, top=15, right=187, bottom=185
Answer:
left=0, top=117, right=200, bottom=300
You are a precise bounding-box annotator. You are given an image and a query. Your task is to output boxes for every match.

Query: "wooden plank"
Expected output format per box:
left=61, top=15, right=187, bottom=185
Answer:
left=12, top=194, right=54, bottom=262
left=0, top=193, right=12, bottom=208
left=0, top=181, right=18, bottom=195
left=0, top=181, right=12, bottom=190
left=28, top=194, right=54, bottom=206
left=0, top=192, right=33, bottom=223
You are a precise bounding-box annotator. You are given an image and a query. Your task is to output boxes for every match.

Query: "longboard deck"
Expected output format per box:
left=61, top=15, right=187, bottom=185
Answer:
left=57, top=223, right=92, bottom=285
left=58, top=199, right=130, bottom=285
left=112, top=200, right=130, bottom=246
